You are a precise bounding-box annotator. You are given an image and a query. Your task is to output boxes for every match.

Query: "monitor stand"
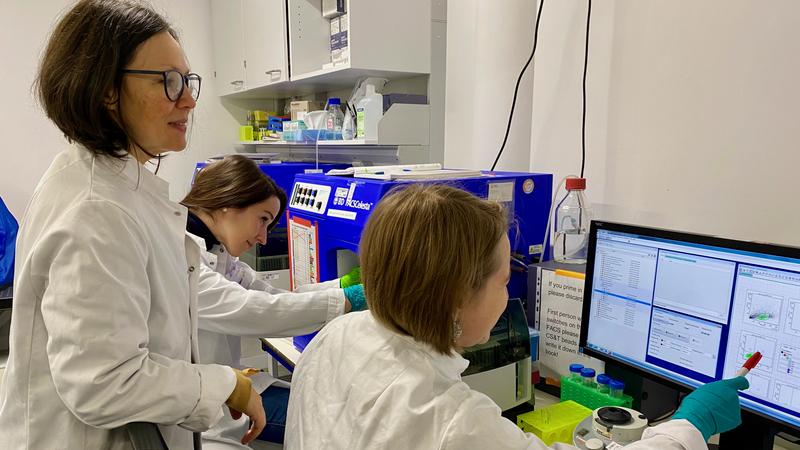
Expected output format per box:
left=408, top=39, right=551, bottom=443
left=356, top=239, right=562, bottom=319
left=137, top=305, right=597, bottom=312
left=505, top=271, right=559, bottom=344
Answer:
left=717, top=410, right=776, bottom=450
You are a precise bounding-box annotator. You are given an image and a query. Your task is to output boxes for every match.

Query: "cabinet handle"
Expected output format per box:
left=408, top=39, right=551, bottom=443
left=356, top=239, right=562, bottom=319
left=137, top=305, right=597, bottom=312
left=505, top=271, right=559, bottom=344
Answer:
left=230, top=80, right=244, bottom=86
left=265, top=69, right=281, bottom=75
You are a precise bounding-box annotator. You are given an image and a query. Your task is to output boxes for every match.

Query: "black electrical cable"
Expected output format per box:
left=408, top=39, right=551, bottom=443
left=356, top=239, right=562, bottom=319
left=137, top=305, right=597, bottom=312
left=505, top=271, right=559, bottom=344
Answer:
left=580, top=0, right=592, bottom=178
left=490, top=0, right=545, bottom=172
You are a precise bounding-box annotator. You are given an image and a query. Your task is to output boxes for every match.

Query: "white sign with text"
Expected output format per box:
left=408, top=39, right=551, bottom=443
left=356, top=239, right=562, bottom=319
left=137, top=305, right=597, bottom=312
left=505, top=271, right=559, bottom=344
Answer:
left=538, top=268, right=604, bottom=380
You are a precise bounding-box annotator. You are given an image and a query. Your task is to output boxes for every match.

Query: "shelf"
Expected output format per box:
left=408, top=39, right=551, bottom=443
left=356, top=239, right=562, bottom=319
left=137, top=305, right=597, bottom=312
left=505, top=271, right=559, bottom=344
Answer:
left=222, top=66, right=428, bottom=100
left=238, top=103, right=429, bottom=147
left=240, top=139, right=385, bottom=146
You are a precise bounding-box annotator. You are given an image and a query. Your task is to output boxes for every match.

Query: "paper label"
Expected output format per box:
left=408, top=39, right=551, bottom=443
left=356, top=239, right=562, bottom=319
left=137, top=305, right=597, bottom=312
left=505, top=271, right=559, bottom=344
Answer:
left=538, top=268, right=604, bottom=379
left=327, top=209, right=357, bottom=220
left=289, top=217, right=318, bottom=289
left=488, top=182, right=514, bottom=203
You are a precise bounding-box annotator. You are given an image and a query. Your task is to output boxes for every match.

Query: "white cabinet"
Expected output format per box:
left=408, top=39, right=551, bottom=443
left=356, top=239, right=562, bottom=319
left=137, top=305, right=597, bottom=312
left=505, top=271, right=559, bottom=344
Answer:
left=211, top=0, right=289, bottom=96
left=211, top=0, right=245, bottom=95
left=214, top=0, right=432, bottom=99
left=288, top=0, right=431, bottom=80
left=243, top=0, right=289, bottom=87
left=213, top=0, right=442, bottom=164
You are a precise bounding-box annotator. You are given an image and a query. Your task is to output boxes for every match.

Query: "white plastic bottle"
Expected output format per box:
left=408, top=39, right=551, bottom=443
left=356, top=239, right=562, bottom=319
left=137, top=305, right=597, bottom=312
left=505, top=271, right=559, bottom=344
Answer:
left=342, top=107, right=355, bottom=140
left=553, top=177, right=592, bottom=264
left=356, top=84, right=383, bottom=140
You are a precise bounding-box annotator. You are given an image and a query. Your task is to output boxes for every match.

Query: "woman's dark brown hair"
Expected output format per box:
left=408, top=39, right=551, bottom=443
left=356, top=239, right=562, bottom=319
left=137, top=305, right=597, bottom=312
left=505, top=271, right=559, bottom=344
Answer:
left=181, top=155, right=287, bottom=231
left=36, top=0, right=176, bottom=159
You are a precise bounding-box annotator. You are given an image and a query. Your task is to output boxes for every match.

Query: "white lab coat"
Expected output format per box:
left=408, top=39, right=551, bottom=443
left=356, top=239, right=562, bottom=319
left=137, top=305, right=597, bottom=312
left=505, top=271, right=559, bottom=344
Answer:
left=188, top=233, right=346, bottom=449
left=286, top=311, right=708, bottom=450
left=0, top=146, right=236, bottom=450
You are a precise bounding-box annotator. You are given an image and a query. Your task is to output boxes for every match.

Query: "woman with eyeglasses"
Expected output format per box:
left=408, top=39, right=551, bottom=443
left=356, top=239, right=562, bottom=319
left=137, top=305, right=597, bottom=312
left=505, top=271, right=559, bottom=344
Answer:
left=0, top=1, right=265, bottom=448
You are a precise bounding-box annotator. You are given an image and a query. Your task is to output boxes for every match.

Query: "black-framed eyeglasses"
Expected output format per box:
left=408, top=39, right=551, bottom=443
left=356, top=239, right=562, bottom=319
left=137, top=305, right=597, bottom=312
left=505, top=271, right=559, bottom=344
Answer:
left=121, top=69, right=202, bottom=102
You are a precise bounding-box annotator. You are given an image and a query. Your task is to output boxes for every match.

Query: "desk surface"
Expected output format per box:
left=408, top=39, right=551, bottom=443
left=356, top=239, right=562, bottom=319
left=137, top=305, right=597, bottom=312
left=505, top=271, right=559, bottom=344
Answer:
left=261, top=337, right=300, bottom=369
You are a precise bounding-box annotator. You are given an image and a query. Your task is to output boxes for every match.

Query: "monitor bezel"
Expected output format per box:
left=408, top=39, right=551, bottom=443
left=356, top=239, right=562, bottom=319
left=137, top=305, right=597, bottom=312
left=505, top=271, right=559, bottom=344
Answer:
left=578, top=220, right=800, bottom=434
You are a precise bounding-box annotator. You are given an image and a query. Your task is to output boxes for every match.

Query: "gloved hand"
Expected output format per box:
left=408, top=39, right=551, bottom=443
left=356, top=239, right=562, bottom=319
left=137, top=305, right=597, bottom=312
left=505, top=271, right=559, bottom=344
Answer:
left=343, top=284, right=367, bottom=311
left=673, top=376, right=749, bottom=441
left=340, top=266, right=361, bottom=288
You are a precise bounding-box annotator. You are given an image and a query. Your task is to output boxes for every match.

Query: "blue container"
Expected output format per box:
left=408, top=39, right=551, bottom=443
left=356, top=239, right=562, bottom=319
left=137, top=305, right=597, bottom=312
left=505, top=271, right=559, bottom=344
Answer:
left=528, top=327, right=539, bottom=362
left=596, top=374, right=611, bottom=394
left=580, top=368, right=596, bottom=386
left=267, top=115, right=288, bottom=132
left=569, top=363, right=584, bottom=381
left=609, top=379, right=625, bottom=398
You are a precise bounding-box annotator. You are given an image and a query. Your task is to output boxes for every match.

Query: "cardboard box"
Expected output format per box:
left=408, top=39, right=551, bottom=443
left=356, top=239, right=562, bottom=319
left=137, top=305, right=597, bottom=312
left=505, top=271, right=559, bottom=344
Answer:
left=330, top=14, right=349, bottom=65
left=290, top=101, right=321, bottom=121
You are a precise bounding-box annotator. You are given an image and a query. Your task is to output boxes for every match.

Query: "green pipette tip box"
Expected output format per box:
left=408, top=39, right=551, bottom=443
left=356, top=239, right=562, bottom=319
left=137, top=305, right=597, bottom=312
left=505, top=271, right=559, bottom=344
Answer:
left=559, top=376, right=633, bottom=410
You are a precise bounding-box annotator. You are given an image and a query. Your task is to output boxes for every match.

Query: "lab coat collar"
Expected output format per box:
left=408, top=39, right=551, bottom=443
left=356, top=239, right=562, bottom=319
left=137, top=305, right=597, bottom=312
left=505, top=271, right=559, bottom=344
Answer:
left=432, top=346, right=471, bottom=381
left=369, top=312, right=471, bottom=380
left=78, top=144, right=170, bottom=197
left=186, top=231, right=217, bottom=263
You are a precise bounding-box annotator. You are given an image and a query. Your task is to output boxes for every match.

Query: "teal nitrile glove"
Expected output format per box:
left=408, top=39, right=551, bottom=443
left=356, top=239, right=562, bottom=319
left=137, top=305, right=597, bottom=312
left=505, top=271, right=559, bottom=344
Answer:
left=673, top=376, right=750, bottom=441
left=340, top=266, right=361, bottom=288
left=343, top=284, right=367, bottom=311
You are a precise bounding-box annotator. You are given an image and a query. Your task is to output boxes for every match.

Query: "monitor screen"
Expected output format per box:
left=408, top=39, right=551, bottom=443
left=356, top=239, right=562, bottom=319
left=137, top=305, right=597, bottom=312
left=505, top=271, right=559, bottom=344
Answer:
left=580, top=221, right=800, bottom=431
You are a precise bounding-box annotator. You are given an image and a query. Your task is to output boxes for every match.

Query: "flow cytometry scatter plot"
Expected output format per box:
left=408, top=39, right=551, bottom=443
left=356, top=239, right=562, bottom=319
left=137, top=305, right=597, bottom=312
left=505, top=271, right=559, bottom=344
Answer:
left=747, top=373, right=771, bottom=398
left=784, top=300, right=800, bottom=337
left=739, top=332, right=776, bottom=372
left=745, top=291, right=783, bottom=331
left=779, top=345, right=800, bottom=379
left=773, top=381, right=800, bottom=409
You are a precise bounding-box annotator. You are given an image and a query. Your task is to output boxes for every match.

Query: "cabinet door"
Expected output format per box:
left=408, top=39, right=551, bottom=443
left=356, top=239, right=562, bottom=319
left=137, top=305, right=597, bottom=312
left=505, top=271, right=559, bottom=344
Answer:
left=243, top=0, right=289, bottom=89
left=211, top=0, right=246, bottom=95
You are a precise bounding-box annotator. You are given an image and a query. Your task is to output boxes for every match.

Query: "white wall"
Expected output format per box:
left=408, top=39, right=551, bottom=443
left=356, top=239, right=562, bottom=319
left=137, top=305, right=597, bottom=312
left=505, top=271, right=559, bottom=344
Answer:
left=0, top=0, right=68, bottom=219
left=444, top=0, right=537, bottom=171
left=532, top=0, right=800, bottom=246
left=6, top=1, right=799, bottom=249
left=0, top=0, right=238, bottom=218
left=153, top=0, right=241, bottom=203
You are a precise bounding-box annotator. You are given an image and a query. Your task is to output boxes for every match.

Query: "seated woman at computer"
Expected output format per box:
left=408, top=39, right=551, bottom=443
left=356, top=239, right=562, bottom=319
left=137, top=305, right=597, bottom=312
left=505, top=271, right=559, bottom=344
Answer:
left=181, top=154, right=365, bottom=447
left=285, top=184, right=749, bottom=449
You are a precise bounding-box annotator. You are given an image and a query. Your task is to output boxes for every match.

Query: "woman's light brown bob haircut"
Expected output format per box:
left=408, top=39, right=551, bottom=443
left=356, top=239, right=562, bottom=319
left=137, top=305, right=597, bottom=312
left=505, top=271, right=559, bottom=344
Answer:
left=360, top=184, right=508, bottom=355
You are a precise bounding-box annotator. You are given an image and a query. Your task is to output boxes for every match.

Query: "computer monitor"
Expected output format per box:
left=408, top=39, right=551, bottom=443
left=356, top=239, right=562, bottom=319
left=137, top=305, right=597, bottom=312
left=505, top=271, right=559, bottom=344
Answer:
left=579, top=220, right=800, bottom=439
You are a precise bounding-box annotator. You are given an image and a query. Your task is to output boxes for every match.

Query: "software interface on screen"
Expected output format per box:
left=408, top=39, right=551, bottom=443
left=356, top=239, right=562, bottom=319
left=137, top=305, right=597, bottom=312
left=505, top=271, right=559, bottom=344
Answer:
left=584, top=228, right=800, bottom=428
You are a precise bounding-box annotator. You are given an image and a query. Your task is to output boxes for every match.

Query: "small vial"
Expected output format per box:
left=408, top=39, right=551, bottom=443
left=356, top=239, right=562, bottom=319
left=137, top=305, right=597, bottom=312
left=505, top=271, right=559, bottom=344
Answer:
left=609, top=379, right=625, bottom=398
left=569, top=363, right=584, bottom=382
left=596, top=374, right=610, bottom=394
left=580, top=368, right=596, bottom=387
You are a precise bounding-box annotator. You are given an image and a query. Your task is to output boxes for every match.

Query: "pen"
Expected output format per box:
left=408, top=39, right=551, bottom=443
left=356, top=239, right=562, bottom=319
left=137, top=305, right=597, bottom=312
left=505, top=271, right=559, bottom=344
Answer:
left=735, top=351, right=762, bottom=377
